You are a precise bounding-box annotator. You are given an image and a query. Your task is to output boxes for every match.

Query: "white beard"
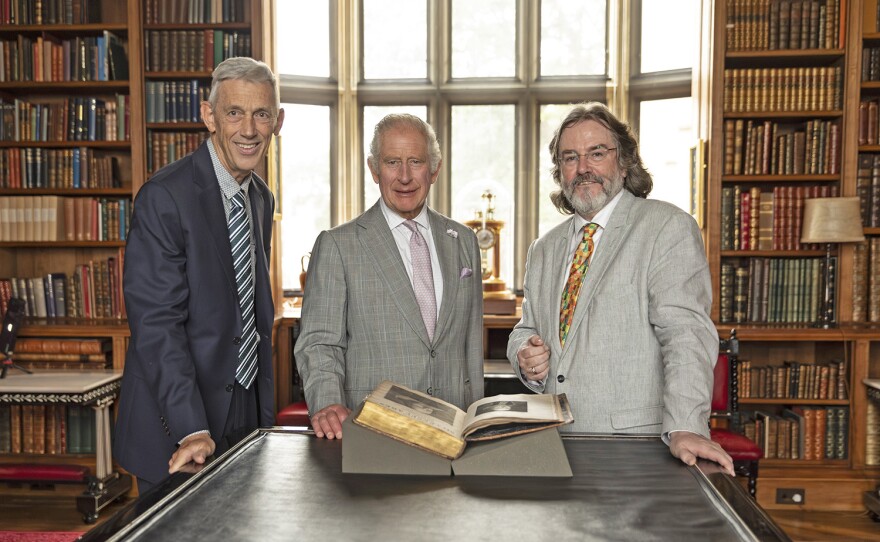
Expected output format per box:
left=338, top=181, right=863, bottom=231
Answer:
left=563, top=171, right=624, bottom=217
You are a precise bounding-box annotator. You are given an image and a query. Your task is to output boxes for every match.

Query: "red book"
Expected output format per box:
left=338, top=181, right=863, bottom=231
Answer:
left=740, top=191, right=751, bottom=251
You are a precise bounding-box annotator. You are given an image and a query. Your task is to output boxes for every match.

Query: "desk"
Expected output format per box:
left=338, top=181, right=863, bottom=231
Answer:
left=0, top=370, right=132, bottom=523
left=82, top=430, right=789, bottom=541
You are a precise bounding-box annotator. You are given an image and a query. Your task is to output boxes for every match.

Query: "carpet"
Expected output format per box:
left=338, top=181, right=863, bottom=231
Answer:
left=0, top=533, right=81, bottom=542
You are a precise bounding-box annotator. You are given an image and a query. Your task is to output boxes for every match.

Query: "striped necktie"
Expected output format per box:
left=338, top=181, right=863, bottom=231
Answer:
left=559, top=223, right=599, bottom=347
left=404, top=220, right=437, bottom=341
left=228, top=190, right=258, bottom=388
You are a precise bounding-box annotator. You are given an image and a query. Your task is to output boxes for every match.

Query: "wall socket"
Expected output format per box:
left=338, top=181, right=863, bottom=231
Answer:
left=776, top=488, right=805, bottom=504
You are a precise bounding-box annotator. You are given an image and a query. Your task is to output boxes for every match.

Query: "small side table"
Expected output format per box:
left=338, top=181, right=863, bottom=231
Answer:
left=0, top=370, right=132, bottom=523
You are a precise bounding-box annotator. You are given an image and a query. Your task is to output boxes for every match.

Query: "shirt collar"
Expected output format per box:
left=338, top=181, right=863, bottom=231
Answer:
left=378, top=198, right=431, bottom=232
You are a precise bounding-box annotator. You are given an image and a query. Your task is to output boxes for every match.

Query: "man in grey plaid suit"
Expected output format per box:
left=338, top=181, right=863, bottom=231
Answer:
left=295, top=114, right=484, bottom=439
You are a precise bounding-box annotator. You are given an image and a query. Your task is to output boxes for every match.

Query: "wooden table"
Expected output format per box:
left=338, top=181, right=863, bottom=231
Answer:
left=0, top=370, right=132, bottom=523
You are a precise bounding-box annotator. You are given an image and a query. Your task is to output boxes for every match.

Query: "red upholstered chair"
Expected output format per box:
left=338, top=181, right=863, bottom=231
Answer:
left=277, top=400, right=311, bottom=427
left=710, top=329, right=762, bottom=497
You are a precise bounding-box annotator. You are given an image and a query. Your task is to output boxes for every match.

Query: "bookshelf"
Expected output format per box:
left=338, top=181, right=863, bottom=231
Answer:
left=0, top=0, right=268, bottom=499
left=706, top=0, right=880, bottom=511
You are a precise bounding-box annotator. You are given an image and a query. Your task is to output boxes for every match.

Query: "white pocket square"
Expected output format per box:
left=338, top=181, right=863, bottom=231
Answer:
left=460, top=267, right=473, bottom=278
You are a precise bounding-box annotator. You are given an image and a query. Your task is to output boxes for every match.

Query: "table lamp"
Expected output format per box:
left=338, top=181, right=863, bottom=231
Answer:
left=800, top=197, right=865, bottom=328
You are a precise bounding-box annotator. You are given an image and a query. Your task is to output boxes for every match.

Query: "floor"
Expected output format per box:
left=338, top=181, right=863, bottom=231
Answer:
left=1, top=495, right=880, bottom=541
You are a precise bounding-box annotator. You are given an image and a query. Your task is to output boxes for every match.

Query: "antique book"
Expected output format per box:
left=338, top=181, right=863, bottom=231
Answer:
left=353, top=380, right=574, bottom=460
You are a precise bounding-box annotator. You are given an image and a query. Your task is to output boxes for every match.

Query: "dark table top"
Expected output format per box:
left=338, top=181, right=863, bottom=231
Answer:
left=85, top=429, right=788, bottom=542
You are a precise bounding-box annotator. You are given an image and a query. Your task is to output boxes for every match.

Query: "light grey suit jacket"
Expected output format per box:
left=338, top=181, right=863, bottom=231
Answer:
left=295, top=202, right=484, bottom=414
left=507, top=191, right=718, bottom=438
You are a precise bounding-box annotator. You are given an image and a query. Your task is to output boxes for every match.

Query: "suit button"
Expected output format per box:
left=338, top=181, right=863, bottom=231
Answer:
left=233, top=337, right=242, bottom=345
left=430, top=350, right=436, bottom=358
left=426, top=387, right=433, bottom=395
left=226, top=384, right=234, bottom=392
left=557, top=375, right=565, bottom=383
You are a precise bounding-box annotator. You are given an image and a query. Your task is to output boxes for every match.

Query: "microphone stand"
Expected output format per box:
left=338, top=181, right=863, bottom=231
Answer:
left=0, top=351, right=32, bottom=379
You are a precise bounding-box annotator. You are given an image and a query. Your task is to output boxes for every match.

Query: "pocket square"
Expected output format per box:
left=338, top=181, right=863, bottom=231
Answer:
left=460, top=267, right=473, bottom=278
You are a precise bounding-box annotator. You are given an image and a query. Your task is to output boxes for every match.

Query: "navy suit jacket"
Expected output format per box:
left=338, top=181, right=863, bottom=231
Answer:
left=114, top=142, right=275, bottom=484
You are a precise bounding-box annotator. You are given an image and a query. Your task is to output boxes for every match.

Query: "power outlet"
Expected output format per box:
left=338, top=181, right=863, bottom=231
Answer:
left=776, top=488, right=805, bottom=505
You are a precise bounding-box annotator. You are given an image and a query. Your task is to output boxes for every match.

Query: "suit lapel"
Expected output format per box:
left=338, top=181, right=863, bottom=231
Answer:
left=193, top=145, right=238, bottom=295
left=549, top=217, right=575, bottom=360
left=561, top=191, right=636, bottom=356
left=358, top=204, right=432, bottom=347
left=430, top=210, right=459, bottom=343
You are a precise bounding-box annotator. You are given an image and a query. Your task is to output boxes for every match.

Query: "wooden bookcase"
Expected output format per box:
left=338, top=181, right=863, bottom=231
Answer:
left=0, top=0, right=267, bottom=490
left=705, top=0, right=880, bottom=511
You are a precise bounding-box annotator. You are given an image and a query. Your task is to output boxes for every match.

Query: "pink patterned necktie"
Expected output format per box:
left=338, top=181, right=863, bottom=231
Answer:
left=404, top=220, right=436, bottom=340
left=559, top=223, right=599, bottom=347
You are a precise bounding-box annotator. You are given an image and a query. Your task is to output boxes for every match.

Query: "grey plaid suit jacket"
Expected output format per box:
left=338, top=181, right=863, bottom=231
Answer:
left=508, top=190, right=718, bottom=438
left=295, top=202, right=484, bottom=414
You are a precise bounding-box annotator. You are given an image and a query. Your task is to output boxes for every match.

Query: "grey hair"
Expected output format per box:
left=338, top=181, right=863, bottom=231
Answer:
left=548, top=102, right=653, bottom=215
left=208, top=57, right=280, bottom=112
left=368, top=114, right=442, bottom=173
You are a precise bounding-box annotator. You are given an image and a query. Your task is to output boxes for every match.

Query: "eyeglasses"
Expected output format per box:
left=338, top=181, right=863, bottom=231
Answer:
left=559, top=148, right=617, bottom=168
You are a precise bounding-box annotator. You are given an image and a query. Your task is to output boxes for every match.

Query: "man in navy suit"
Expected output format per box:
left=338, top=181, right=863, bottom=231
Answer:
left=114, top=57, right=284, bottom=493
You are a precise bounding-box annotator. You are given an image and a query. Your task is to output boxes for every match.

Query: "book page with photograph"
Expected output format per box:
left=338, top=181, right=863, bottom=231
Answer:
left=366, top=380, right=468, bottom=435
left=462, top=393, right=571, bottom=436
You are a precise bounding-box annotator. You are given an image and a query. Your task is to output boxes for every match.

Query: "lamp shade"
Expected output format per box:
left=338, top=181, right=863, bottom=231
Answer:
left=800, top=197, right=866, bottom=244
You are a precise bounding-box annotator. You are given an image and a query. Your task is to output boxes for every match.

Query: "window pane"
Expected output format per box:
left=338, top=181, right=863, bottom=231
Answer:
left=280, top=104, right=332, bottom=290
left=638, top=97, right=693, bottom=213
left=276, top=0, right=330, bottom=77
left=451, top=105, right=515, bottom=288
left=363, top=0, right=427, bottom=79
left=451, top=0, right=515, bottom=78
left=640, top=0, right=698, bottom=73
left=541, top=0, right=606, bottom=76
left=363, top=106, right=429, bottom=208
left=538, top=104, right=576, bottom=236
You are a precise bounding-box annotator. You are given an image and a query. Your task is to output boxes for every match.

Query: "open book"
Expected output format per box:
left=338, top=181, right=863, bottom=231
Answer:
left=352, top=380, right=574, bottom=460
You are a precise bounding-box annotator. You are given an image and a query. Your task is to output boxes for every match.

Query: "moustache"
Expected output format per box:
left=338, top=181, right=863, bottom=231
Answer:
left=571, top=173, right=603, bottom=187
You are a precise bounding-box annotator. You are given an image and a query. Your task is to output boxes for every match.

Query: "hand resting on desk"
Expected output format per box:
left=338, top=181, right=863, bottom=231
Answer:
left=669, top=431, right=735, bottom=477
left=310, top=404, right=352, bottom=440
left=169, top=433, right=216, bottom=474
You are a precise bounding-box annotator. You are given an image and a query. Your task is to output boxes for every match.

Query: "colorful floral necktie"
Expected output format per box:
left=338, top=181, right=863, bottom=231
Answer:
left=559, top=223, right=599, bottom=347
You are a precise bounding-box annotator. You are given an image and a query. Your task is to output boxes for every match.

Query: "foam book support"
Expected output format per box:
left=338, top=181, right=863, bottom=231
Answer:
left=341, top=404, right=572, bottom=477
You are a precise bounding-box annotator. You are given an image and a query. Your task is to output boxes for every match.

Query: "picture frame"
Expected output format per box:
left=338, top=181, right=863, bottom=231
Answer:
left=689, top=139, right=706, bottom=229
left=268, top=135, right=282, bottom=220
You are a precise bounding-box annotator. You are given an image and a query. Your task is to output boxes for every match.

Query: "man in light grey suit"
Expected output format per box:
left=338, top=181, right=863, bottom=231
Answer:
left=296, top=114, right=483, bottom=439
left=508, top=103, right=734, bottom=474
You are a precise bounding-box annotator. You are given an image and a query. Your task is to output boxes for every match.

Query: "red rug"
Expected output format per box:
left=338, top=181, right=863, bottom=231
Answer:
left=0, top=533, right=81, bottom=542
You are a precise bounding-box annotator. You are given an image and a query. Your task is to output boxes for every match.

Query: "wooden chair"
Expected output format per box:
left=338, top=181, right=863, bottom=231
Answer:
left=710, top=329, right=762, bottom=497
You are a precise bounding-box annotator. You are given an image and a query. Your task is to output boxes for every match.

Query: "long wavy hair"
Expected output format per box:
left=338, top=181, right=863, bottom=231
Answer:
left=548, top=102, right=653, bottom=215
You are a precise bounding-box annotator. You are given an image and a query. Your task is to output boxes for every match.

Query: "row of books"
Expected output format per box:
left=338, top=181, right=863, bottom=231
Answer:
left=0, top=147, right=121, bottom=190
left=0, top=0, right=99, bottom=25
left=0, top=255, right=126, bottom=319
left=145, top=80, right=210, bottom=124
left=720, top=256, right=831, bottom=323
left=144, top=30, right=251, bottom=73
left=723, top=118, right=840, bottom=176
left=857, top=100, right=880, bottom=146
left=0, top=32, right=127, bottom=83
left=144, top=0, right=248, bottom=25
left=867, top=386, right=880, bottom=465
left=148, top=130, right=208, bottom=174
left=0, top=196, right=130, bottom=242
left=850, top=237, right=880, bottom=322
left=0, top=95, right=130, bottom=143
left=725, top=0, right=843, bottom=52
left=856, top=154, right=880, bottom=228
left=723, top=66, right=842, bottom=113
left=740, top=407, right=848, bottom=460
left=720, top=185, right=839, bottom=251
left=11, top=337, right=110, bottom=369
left=737, top=358, right=847, bottom=400
left=861, top=47, right=880, bottom=83
left=0, top=404, right=96, bottom=455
